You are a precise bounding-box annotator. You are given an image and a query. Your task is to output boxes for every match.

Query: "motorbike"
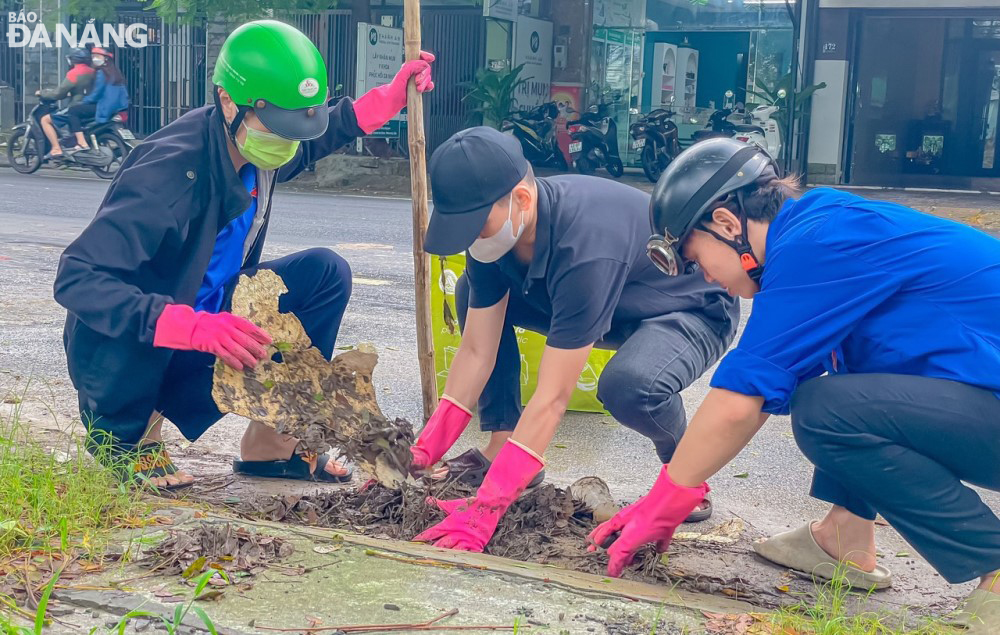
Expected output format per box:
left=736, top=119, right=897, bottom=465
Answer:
left=629, top=108, right=681, bottom=183
left=501, top=102, right=568, bottom=171
left=567, top=103, right=623, bottom=178
left=690, top=106, right=738, bottom=144
left=731, top=103, right=782, bottom=160
left=6, top=97, right=134, bottom=179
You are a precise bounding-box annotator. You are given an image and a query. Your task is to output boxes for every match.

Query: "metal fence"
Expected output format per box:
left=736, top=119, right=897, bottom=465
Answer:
left=420, top=10, right=485, bottom=152
left=116, top=12, right=208, bottom=137
left=0, top=3, right=26, bottom=122
left=278, top=10, right=355, bottom=99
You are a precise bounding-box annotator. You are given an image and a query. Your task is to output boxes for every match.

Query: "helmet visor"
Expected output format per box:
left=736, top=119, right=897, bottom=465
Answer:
left=646, top=234, right=681, bottom=276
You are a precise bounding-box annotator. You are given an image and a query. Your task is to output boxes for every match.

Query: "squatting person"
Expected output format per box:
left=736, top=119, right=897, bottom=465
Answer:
left=408, top=127, right=739, bottom=551
left=591, top=138, right=1000, bottom=633
left=54, top=20, right=434, bottom=490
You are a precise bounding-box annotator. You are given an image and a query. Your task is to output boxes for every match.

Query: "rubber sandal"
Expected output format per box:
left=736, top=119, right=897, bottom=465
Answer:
left=127, top=442, right=192, bottom=492
left=233, top=452, right=354, bottom=483
left=752, top=522, right=892, bottom=590
left=436, top=448, right=545, bottom=488
left=944, top=589, right=1000, bottom=633
left=684, top=495, right=713, bottom=523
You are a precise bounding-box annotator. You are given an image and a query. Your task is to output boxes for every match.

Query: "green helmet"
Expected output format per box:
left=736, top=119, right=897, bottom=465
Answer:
left=213, top=20, right=329, bottom=140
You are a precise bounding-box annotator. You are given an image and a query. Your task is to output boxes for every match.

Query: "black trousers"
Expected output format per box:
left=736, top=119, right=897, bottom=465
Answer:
left=454, top=273, right=735, bottom=463
left=791, top=373, right=1000, bottom=583
left=82, top=248, right=352, bottom=447
left=66, top=102, right=97, bottom=134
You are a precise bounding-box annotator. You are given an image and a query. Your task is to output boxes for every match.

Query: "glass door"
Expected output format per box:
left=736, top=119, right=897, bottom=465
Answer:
left=589, top=28, right=644, bottom=165
left=974, top=50, right=1000, bottom=174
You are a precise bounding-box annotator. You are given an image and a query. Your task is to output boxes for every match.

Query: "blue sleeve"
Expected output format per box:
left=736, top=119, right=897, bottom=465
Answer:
left=546, top=258, right=628, bottom=349
left=83, top=71, right=105, bottom=104
left=466, top=255, right=509, bottom=309
left=710, top=234, right=902, bottom=414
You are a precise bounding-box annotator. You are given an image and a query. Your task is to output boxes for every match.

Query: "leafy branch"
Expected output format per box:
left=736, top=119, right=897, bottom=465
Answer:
left=461, top=63, right=532, bottom=129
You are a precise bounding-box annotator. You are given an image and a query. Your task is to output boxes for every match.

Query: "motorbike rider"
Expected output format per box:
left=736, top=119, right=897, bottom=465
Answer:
left=408, top=126, right=737, bottom=552
left=38, top=47, right=96, bottom=159
left=65, top=47, right=129, bottom=152
left=590, top=137, right=1000, bottom=633
left=54, top=20, right=434, bottom=490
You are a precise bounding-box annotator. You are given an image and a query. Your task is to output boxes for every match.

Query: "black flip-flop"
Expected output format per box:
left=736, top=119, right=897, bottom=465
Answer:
left=437, top=448, right=545, bottom=488
left=684, top=495, right=713, bottom=523
left=233, top=452, right=354, bottom=483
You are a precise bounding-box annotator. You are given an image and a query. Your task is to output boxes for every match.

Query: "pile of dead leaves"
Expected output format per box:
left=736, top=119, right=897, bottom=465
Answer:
left=243, top=482, right=603, bottom=562
left=703, top=612, right=802, bottom=635
left=211, top=270, right=414, bottom=486
left=0, top=552, right=109, bottom=613
left=144, top=522, right=293, bottom=578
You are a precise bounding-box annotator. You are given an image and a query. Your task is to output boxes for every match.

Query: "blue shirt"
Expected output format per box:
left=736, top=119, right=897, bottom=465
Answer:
left=466, top=175, right=735, bottom=349
left=194, top=164, right=257, bottom=313
left=711, top=187, right=1000, bottom=415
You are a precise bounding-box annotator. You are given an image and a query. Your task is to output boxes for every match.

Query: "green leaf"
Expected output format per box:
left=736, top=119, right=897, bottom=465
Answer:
left=172, top=604, right=185, bottom=629
left=273, top=341, right=293, bottom=353
left=191, top=606, right=219, bottom=635
left=313, top=393, right=325, bottom=402
left=262, top=380, right=275, bottom=390
left=33, top=568, right=61, bottom=635
left=182, top=556, right=207, bottom=579
left=733, top=472, right=750, bottom=478
left=193, top=569, right=228, bottom=596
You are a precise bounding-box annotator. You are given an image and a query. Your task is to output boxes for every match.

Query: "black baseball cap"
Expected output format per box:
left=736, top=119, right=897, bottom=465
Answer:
left=425, top=127, right=529, bottom=255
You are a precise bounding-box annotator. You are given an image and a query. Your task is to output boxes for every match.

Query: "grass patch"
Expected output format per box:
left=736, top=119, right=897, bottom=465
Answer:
left=0, top=386, right=144, bottom=561
left=762, top=572, right=956, bottom=635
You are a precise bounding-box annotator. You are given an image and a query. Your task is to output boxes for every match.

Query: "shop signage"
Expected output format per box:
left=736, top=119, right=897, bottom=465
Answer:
left=356, top=23, right=404, bottom=137
left=513, top=15, right=553, bottom=110
left=483, top=0, right=518, bottom=22
left=593, top=0, right=644, bottom=28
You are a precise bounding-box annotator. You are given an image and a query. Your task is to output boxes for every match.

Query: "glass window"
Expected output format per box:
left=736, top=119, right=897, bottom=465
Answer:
left=647, top=0, right=796, bottom=31
left=850, top=15, right=1000, bottom=186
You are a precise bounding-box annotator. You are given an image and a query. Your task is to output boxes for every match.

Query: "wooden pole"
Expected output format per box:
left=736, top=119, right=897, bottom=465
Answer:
left=403, top=0, right=438, bottom=421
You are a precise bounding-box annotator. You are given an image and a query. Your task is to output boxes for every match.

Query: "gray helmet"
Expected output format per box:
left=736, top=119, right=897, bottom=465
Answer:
left=647, top=138, right=776, bottom=280
left=67, top=48, right=90, bottom=65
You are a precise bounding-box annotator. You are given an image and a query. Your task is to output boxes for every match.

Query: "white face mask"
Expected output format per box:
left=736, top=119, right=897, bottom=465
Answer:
left=469, top=197, right=524, bottom=263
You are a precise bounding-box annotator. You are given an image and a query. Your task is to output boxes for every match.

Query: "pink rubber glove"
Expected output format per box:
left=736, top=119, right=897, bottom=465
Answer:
left=353, top=51, right=435, bottom=135
left=410, top=395, right=473, bottom=474
left=153, top=304, right=272, bottom=371
left=587, top=465, right=709, bottom=577
left=413, top=441, right=543, bottom=551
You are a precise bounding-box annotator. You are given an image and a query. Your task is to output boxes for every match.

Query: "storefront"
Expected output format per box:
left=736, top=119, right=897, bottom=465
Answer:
left=843, top=11, right=1000, bottom=189
left=640, top=0, right=797, bottom=146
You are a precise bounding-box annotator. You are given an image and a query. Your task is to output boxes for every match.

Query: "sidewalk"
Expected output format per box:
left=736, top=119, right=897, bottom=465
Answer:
left=30, top=504, right=755, bottom=634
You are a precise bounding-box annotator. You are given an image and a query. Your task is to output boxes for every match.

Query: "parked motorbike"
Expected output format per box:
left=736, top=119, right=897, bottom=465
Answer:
left=691, top=106, right=738, bottom=144
left=501, top=102, right=568, bottom=171
left=732, top=101, right=783, bottom=160
left=629, top=108, right=681, bottom=183
left=568, top=103, right=623, bottom=178
left=6, top=97, right=134, bottom=179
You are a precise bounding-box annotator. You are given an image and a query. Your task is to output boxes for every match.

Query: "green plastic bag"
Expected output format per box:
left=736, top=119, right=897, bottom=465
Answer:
left=431, top=254, right=612, bottom=414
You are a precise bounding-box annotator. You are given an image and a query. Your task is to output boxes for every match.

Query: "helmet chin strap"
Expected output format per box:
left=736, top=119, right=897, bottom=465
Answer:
left=213, top=89, right=250, bottom=145
left=700, top=190, right=765, bottom=284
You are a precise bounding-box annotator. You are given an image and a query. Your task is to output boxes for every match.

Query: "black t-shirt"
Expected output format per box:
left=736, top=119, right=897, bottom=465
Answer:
left=466, top=175, right=736, bottom=349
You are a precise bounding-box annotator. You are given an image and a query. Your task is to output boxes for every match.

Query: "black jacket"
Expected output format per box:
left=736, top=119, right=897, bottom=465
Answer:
left=55, top=98, right=362, bottom=421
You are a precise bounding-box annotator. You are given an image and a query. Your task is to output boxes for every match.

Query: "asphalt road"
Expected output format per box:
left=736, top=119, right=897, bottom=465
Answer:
left=0, top=168, right=994, bottom=611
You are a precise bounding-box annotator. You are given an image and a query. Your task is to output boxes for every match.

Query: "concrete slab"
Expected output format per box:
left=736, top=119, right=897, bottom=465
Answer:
left=38, top=507, right=756, bottom=635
